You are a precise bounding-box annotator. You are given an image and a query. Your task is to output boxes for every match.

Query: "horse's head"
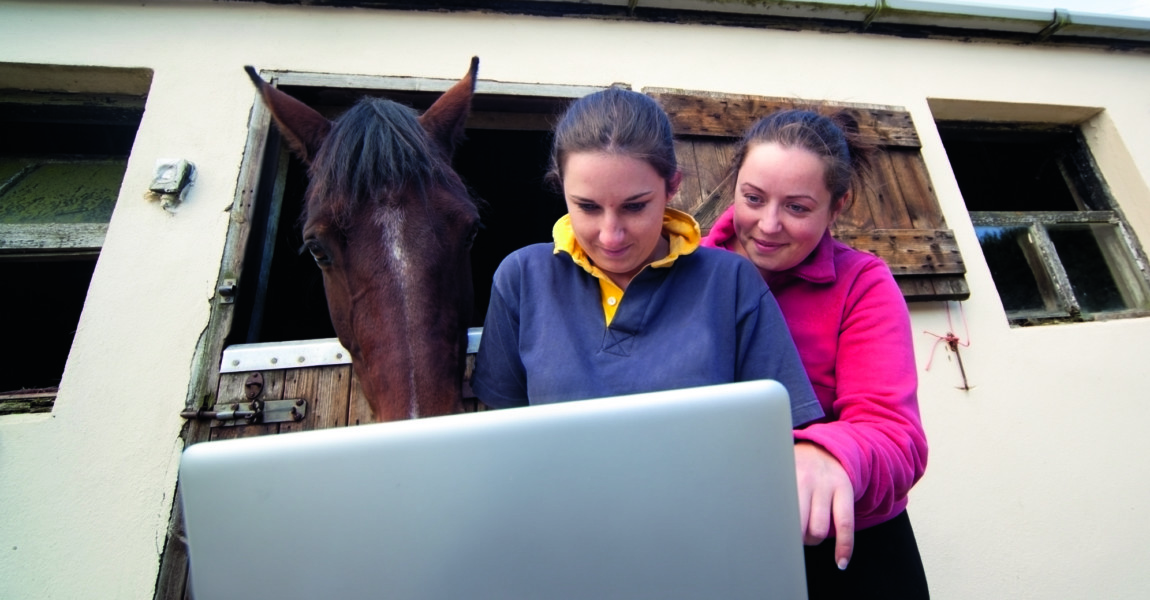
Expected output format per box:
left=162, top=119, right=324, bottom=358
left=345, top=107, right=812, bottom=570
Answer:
left=245, top=59, right=481, bottom=421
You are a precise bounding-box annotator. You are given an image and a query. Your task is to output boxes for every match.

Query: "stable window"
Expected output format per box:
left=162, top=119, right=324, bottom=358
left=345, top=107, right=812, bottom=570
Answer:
left=0, top=79, right=146, bottom=413
left=937, top=122, right=1150, bottom=325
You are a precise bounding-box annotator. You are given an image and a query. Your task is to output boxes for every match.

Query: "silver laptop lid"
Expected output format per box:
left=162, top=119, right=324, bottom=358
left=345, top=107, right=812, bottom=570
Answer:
left=179, top=379, right=807, bottom=600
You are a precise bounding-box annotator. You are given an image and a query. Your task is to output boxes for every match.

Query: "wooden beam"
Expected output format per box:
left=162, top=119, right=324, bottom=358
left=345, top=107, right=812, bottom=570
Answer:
left=834, top=228, right=966, bottom=275
left=897, top=275, right=971, bottom=302
left=0, top=223, right=107, bottom=251
left=645, top=89, right=921, bottom=147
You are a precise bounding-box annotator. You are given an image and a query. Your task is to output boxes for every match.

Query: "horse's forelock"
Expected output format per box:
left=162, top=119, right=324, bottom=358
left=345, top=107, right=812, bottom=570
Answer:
left=306, top=97, right=460, bottom=231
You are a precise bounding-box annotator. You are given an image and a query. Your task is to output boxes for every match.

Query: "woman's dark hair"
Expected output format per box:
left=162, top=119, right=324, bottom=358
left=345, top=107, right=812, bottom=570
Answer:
left=729, top=109, right=876, bottom=212
left=546, top=86, right=678, bottom=193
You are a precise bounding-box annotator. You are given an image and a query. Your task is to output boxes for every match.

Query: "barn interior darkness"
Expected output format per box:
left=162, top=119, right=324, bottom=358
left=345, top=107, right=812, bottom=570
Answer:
left=231, top=86, right=569, bottom=344
left=0, top=101, right=141, bottom=393
left=935, top=123, right=1106, bottom=213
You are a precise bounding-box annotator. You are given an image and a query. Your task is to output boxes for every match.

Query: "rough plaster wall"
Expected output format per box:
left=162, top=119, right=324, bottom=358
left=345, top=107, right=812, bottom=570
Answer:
left=1, top=2, right=1149, bottom=598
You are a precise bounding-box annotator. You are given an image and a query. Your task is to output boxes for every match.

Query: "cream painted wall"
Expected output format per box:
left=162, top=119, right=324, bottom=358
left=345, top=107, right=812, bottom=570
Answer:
left=1, top=1, right=1148, bottom=598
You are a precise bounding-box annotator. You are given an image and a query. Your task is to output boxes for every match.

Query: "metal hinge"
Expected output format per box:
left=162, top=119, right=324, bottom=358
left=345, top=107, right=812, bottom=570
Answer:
left=181, top=372, right=307, bottom=425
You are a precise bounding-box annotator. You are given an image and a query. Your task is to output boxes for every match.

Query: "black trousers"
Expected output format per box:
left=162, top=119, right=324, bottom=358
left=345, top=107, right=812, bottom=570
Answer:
left=803, top=510, right=929, bottom=599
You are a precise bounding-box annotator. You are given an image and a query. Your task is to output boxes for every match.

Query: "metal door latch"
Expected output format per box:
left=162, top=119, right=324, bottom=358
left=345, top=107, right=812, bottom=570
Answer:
left=181, top=372, right=307, bottom=425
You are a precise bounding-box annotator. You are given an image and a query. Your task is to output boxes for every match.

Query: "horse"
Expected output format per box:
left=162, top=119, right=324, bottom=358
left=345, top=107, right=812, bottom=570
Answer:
left=244, top=58, right=481, bottom=422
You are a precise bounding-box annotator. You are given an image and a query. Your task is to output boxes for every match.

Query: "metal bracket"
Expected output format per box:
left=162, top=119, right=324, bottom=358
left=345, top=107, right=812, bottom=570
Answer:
left=1037, top=8, right=1071, bottom=41
left=862, top=0, right=887, bottom=31
left=217, top=278, right=238, bottom=304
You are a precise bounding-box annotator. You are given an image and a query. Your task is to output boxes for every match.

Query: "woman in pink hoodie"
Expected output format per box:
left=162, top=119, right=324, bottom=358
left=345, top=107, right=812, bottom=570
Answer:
left=701, top=110, right=929, bottom=599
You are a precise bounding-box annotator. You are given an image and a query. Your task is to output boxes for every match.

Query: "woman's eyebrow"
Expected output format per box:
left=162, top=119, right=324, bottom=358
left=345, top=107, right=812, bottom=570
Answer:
left=739, top=182, right=765, bottom=194
left=740, top=181, right=816, bottom=201
left=569, top=190, right=654, bottom=204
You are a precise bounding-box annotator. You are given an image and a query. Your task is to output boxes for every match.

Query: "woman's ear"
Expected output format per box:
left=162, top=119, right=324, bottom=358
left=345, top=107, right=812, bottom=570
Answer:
left=830, top=190, right=851, bottom=224
left=667, top=171, right=684, bottom=198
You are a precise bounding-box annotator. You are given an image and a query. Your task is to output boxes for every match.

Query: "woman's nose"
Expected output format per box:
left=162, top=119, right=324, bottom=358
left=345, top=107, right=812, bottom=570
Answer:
left=600, top=213, right=625, bottom=244
left=758, top=207, right=783, bottom=234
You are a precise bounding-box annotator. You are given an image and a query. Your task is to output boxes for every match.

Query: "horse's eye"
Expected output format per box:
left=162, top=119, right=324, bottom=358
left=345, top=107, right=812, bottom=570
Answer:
left=464, top=223, right=480, bottom=250
left=303, top=239, right=332, bottom=267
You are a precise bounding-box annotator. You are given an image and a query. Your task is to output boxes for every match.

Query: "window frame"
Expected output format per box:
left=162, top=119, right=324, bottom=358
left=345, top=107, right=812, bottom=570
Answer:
left=936, top=117, right=1150, bottom=325
left=0, top=84, right=145, bottom=411
left=969, top=210, right=1150, bottom=323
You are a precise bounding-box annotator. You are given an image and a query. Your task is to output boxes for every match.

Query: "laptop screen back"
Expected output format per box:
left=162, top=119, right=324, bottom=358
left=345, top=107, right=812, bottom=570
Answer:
left=179, top=379, right=807, bottom=599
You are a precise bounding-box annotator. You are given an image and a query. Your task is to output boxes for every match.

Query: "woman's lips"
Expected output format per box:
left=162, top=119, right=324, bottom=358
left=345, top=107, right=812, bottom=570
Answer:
left=753, top=239, right=786, bottom=253
left=598, top=245, right=631, bottom=259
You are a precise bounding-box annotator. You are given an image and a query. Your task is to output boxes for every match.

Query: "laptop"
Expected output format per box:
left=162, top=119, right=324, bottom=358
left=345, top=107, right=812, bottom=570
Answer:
left=178, top=379, right=808, bottom=599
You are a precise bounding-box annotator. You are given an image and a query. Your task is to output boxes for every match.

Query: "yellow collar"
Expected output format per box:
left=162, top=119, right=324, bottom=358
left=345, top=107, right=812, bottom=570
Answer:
left=552, top=208, right=701, bottom=325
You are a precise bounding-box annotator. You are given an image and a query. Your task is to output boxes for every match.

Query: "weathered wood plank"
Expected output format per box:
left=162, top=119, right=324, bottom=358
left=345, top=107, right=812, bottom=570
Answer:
left=929, top=275, right=972, bottom=300
left=645, top=89, right=921, bottom=147
left=206, top=370, right=284, bottom=438
left=316, top=364, right=353, bottom=428
left=694, top=196, right=730, bottom=236
left=0, top=391, right=55, bottom=415
left=969, top=210, right=1118, bottom=225
left=687, top=139, right=737, bottom=232
left=895, top=277, right=938, bottom=301
left=838, top=176, right=879, bottom=231
left=898, top=275, right=971, bottom=301
left=212, top=372, right=250, bottom=421
left=0, top=223, right=107, bottom=250
left=262, top=369, right=287, bottom=403
left=695, top=139, right=734, bottom=201
left=672, top=139, right=703, bottom=215
left=871, top=151, right=915, bottom=229
left=209, top=369, right=285, bottom=428
left=279, top=364, right=351, bottom=433
left=888, top=149, right=945, bottom=230
left=834, top=229, right=965, bottom=275
left=277, top=368, right=316, bottom=433
left=347, top=368, right=374, bottom=427
left=209, top=423, right=277, bottom=441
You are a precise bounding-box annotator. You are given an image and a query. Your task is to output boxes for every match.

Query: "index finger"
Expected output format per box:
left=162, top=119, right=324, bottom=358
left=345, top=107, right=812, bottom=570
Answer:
left=832, top=490, right=855, bottom=570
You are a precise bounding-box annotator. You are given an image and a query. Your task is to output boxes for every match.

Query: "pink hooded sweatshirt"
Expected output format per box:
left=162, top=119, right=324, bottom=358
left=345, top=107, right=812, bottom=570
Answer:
left=702, top=207, right=928, bottom=530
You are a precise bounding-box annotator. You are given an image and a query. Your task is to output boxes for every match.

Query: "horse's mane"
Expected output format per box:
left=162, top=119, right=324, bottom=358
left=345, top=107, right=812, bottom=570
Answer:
left=305, top=98, right=467, bottom=230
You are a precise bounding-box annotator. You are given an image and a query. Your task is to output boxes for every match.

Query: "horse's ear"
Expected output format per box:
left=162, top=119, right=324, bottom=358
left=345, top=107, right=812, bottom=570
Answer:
left=244, top=66, right=332, bottom=164
left=418, top=57, right=478, bottom=158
